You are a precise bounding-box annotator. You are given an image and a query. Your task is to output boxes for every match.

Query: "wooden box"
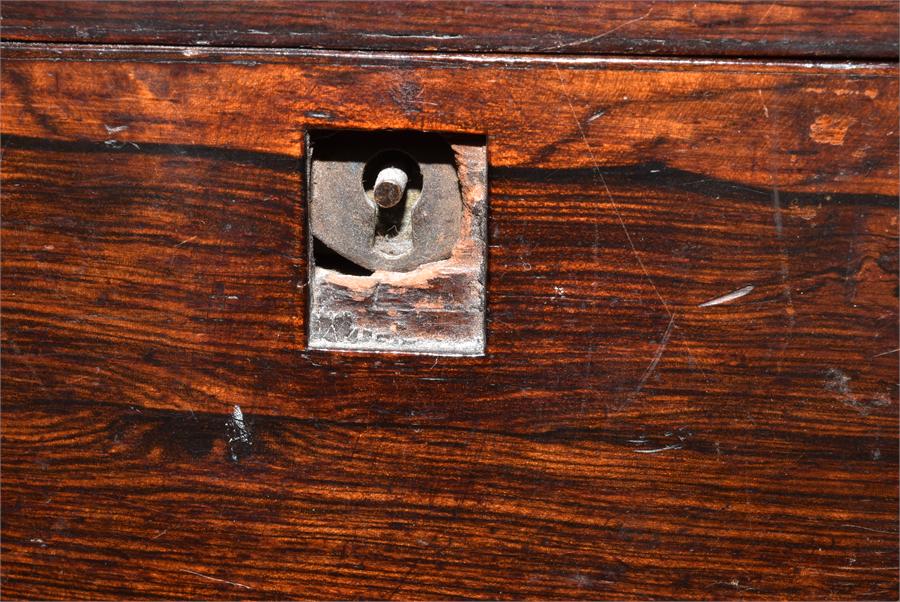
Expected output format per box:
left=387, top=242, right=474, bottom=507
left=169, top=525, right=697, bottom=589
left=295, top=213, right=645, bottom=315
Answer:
left=2, top=2, right=898, bottom=599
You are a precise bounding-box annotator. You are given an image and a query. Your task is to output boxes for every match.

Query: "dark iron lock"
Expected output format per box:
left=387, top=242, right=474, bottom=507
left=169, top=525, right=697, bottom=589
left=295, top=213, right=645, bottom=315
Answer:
left=309, top=132, right=462, bottom=273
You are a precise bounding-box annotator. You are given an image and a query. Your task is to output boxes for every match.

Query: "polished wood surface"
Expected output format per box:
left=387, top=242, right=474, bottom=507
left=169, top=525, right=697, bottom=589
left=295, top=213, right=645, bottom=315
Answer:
left=2, top=0, right=898, bottom=59
left=1, top=42, right=898, bottom=599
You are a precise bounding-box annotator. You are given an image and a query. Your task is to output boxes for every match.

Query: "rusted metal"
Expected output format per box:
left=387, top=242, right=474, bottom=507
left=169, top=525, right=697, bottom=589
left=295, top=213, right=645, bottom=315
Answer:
left=309, top=132, right=462, bottom=273
left=373, top=166, right=408, bottom=208
left=307, top=132, right=487, bottom=356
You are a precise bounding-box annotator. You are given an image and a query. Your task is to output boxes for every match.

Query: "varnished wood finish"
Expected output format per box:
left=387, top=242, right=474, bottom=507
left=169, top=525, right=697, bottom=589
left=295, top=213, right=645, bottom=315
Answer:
left=1, top=1, right=899, bottom=59
left=1, top=43, right=898, bottom=599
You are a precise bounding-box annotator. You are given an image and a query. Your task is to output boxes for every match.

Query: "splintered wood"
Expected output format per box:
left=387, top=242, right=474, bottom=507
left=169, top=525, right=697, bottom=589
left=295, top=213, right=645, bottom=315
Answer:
left=308, top=143, right=487, bottom=356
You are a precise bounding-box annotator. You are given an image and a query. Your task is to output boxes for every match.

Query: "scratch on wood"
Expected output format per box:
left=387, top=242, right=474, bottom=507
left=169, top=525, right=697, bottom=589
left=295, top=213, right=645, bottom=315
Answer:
left=175, top=235, right=197, bottom=247
left=631, top=313, right=676, bottom=399
left=699, top=285, right=754, bottom=307
left=841, top=524, right=899, bottom=535
left=717, top=579, right=759, bottom=592
left=872, top=348, right=899, bottom=358
left=546, top=7, right=653, bottom=50
left=179, top=569, right=252, bottom=590
left=552, top=65, right=720, bottom=400
left=553, top=63, right=673, bottom=319
left=771, top=183, right=796, bottom=370
left=386, top=558, right=422, bottom=600
left=634, top=443, right=683, bottom=454
left=753, top=2, right=778, bottom=30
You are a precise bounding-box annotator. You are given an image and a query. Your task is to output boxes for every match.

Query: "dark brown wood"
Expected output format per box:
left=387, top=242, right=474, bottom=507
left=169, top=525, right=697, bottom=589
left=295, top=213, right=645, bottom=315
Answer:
left=2, top=0, right=899, bottom=60
left=2, top=43, right=898, bottom=600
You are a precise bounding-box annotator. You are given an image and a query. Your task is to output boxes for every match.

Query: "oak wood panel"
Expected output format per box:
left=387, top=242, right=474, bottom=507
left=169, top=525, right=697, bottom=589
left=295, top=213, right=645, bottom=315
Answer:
left=1, top=45, right=898, bottom=600
left=2, top=0, right=899, bottom=60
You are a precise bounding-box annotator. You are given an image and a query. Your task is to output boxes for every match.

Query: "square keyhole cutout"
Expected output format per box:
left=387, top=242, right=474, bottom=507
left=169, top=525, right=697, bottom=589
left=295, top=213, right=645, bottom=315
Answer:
left=306, top=130, right=487, bottom=356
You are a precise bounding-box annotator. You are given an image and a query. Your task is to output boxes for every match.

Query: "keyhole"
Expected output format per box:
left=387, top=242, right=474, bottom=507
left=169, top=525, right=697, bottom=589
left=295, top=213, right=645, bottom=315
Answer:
left=362, top=150, right=422, bottom=257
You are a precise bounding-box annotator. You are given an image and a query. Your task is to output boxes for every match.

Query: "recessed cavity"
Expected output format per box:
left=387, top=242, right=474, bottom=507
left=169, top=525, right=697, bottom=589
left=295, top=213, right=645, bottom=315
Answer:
left=362, top=150, right=422, bottom=256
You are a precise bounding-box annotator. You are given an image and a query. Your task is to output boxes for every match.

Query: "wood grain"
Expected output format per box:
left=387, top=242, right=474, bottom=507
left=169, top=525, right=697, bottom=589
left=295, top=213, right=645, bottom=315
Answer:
left=1, top=0, right=899, bottom=60
left=1, top=44, right=898, bottom=600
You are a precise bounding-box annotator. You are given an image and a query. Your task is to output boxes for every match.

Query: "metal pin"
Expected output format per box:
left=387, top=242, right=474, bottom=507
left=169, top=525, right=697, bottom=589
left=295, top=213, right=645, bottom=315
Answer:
left=373, top=166, right=408, bottom=208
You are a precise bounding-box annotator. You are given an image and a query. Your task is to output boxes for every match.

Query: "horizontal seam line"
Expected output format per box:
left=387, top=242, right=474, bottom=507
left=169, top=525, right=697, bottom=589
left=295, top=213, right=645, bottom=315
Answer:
left=0, top=39, right=898, bottom=66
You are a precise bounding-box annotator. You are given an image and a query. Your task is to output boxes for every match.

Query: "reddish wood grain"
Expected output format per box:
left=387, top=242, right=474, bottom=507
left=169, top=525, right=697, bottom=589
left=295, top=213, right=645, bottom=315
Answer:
left=1, top=44, right=898, bottom=600
left=1, top=0, right=898, bottom=59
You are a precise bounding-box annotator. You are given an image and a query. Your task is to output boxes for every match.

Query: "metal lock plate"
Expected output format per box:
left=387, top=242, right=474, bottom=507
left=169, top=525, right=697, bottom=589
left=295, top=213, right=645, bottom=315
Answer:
left=306, top=131, right=487, bottom=356
left=309, top=131, right=462, bottom=273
